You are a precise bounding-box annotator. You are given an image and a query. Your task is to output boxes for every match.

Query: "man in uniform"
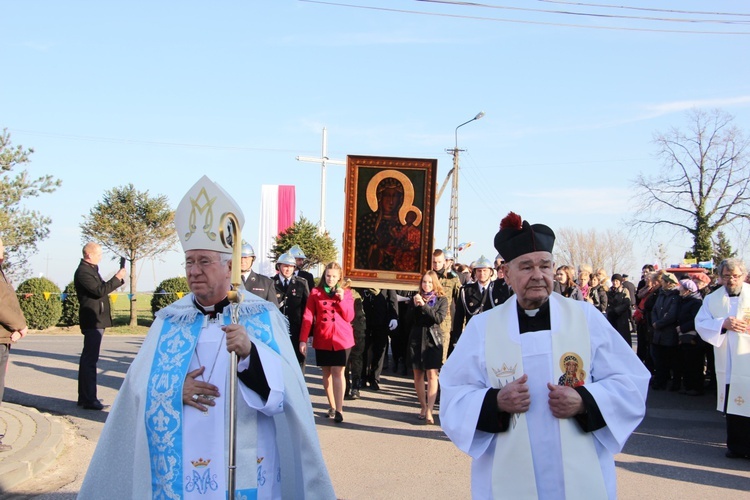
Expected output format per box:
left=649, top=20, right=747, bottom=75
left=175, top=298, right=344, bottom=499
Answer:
left=696, top=258, right=750, bottom=459
left=74, top=241, right=126, bottom=410
left=0, top=237, right=28, bottom=451
left=274, top=252, right=309, bottom=370
left=441, top=211, right=649, bottom=499
left=452, top=255, right=502, bottom=345
left=492, top=253, right=513, bottom=305
left=360, top=288, right=398, bottom=390
left=289, top=244, right=315, bottom=292
left=240, top=240, right=279, bottom=307
left=432, top=249, right=461, bottom=361
left=79, top=175, right=334, bottom=499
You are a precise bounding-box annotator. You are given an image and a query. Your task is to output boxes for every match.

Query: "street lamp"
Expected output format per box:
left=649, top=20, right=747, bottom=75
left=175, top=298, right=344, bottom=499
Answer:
left=446, top=111, right=485, bottom=257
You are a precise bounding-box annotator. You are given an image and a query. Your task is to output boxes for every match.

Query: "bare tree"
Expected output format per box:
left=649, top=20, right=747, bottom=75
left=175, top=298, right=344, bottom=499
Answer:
left=631, top=108, right=750, bottom=261
left=554, top=227, right=634, bottom=276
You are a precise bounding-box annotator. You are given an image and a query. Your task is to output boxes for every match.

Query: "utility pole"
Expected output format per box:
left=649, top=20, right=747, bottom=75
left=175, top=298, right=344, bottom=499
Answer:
left=296, top=127, right=345, bottom=235
left=445, top=112, right=485, bottom=256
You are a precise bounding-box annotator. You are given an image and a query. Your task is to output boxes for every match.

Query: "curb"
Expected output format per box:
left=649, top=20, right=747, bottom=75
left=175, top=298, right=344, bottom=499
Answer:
left=0, top=402, right=66, bottom=492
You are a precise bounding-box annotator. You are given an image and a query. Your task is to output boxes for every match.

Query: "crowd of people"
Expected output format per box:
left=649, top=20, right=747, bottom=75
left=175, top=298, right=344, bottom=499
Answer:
left=4, top=174, right=748, bottom=497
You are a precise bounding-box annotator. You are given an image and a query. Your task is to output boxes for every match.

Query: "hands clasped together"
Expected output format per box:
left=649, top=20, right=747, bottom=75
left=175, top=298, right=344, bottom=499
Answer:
left=495, top=374, right=585, bottom=419
left=182, top=324, right=253, bottom=412
left=723, top=316, right=749, bottom=334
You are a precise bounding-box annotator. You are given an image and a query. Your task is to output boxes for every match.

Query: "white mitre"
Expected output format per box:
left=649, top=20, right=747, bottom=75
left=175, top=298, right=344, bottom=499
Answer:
left=174, top=175, right=245, bottom=254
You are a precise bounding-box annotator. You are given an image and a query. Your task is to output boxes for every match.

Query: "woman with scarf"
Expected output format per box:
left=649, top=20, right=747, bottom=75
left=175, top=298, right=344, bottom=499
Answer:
left=300, top=262, right=355, bottom=423
left=407, top=270, right=447, bottom=424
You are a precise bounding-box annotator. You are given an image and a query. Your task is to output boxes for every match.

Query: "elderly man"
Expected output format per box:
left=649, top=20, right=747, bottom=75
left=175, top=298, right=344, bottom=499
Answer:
left=695, top=258, right=750, bottom=459
left=240, top=240, right=279, bottom=307
left=0, top=237, right=28, bottom=451
left=440, top=212, right=650, bottom=499
left=79, top=176, right=334, bottom=499
left=74, top=241, right=126, bottom=410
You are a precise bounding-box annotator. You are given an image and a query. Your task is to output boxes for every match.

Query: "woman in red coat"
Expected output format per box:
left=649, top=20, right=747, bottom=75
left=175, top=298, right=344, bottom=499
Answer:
left=299, top=262, right=355, bottom=423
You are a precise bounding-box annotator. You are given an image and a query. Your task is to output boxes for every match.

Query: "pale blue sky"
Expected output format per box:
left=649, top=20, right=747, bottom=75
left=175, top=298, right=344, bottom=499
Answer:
left=3, top=1, right=749, bottom=290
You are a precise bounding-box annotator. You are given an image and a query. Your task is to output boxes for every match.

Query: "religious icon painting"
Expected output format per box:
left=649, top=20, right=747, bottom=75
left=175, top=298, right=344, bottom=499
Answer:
left=558, top=352, right=586, bottom=388
left=343, top=155, right=437, bottom=290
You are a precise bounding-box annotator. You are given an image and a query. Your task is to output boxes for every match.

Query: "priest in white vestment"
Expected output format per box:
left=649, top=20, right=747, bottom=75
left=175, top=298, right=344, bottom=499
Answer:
left=440, top=212, right=650, bottom=500
left=695, top=258, right=750, bottom=459
left=80, top=176, right=335, bottom=500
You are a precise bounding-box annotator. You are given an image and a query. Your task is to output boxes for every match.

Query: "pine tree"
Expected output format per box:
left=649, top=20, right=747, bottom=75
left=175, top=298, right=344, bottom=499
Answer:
left=712, top=230, right=737, bottom=268
left=270, top=216, right=337, bottom=270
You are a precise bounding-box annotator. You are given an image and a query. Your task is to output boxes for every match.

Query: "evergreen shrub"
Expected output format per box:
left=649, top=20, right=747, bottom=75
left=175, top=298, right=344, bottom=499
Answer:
left=17, top=277, right=63, bottom=330
left=60, top=281, right=80, bottom=326
left=151, top=277, right=189, bottom=317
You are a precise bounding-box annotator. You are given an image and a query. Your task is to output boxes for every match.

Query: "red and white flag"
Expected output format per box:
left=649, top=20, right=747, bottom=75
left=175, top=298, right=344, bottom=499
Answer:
left=257, top=185, right=296, bottom=276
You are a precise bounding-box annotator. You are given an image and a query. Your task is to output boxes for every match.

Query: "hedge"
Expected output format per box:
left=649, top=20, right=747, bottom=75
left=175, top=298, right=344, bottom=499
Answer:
left=60, top=281, right=80, bottom=326
left=151, top=277, right=190, bottom=317
left=17, top=277, right=63, bottom=330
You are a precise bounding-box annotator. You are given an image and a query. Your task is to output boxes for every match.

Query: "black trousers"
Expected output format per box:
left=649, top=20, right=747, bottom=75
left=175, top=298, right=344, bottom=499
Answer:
left=724, top=384, right=750, bottom=455
left=650, top=344, right=677, bottom=389
left=78, top=328, right=104, bottom=405
left=363, top=327, right=389, bottom=382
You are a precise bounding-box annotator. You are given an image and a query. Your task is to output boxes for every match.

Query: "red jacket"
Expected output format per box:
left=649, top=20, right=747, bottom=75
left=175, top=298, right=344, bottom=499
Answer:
left=300, top=287, right=355, bottom=351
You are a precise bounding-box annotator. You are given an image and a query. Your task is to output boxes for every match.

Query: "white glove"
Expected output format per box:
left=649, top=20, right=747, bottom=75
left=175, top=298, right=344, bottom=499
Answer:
left=389, top=319, right=398, bottom=331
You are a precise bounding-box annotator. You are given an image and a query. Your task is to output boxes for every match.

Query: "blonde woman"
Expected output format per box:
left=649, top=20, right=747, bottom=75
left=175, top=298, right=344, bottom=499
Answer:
left=408, top=270, right=447, bottom=424
left=299, top=262, right=355, bottom=423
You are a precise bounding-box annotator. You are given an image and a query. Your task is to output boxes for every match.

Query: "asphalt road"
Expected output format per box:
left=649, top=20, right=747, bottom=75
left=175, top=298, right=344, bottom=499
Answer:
left=3, top=334, right=750, bottom=499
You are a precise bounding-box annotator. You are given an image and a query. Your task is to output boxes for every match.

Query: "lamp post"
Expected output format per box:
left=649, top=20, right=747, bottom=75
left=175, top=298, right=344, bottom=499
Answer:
left=446, top=111, right=485, bottom=256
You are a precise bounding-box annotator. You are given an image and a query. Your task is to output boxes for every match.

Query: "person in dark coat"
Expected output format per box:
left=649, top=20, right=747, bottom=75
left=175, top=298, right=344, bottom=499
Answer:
left=606, top=274, right=632, bottom=345
left=360, top=288, right=398, bottom=390
left=452, top=256, right=500, bottom=345
left=289, top=245, right=316, bottom=293
left=408, top=270, right=447, bottom=425
left=74, top=242, right=126, bottom=410
left=273, top=252, right=309, bottom=370
left=0, top=237, right=28, bottom=451
left=240, top=241, right=279, bottom=307
left=676, top=279, right=704, bottom=395
left=650, top=272, right=681, bottom=391
left=587, top=274, right=608, bottom=314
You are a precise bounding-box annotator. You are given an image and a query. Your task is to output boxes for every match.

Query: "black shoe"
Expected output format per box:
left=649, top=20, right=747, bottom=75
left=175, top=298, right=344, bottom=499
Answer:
left=351, top=388, right=360, bottom=400
left=725, top=450, right=748, bottom=459
left=83, top=401, right=109, bottom=411
left=334, top=411, right=344, bottom=423
left=78, top=398, right=104, bottom=407
left=369, top=379, right=380, bottom=391
left=345, top=392, right=354, bottom=401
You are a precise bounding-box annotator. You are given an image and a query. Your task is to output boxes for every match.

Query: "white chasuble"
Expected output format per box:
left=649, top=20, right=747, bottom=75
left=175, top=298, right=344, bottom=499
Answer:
left=440, top=293, right=650, bottom=500
left=484, top=296, right=606, bottom=499
left=698, top=284, right=750, bottom=417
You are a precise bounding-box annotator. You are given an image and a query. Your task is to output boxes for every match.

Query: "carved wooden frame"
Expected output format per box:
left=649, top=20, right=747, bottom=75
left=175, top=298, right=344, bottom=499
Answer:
left=343, top=155, right=437, bottom=290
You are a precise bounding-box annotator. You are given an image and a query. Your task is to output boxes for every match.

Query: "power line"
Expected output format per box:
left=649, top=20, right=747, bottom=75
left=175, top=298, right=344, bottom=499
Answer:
left=537, top=0, right=750, bottom=18
left=299, top=0, right=750, bottom=35
left=415, top=0, right=750, bottom=24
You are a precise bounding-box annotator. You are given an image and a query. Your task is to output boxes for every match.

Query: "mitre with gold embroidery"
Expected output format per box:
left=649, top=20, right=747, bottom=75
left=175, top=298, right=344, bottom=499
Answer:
left=174, top=175, right=245, bottom=254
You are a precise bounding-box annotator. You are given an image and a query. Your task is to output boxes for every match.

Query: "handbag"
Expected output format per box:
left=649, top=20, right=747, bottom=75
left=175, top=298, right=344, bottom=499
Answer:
left=428, top=324, right=443, bottom=346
